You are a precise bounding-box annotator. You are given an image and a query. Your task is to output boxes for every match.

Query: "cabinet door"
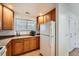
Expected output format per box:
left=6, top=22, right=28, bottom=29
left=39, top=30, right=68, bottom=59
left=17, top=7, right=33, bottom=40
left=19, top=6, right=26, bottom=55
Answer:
left=12, top=39, right=24, bottom=55
left=3, top=7, right=13, bottom=30
left=44, top=15, right=47, bottom=23
left=6, top=41, right=12, bottom=56
left=24, top=39, right=30, bottom=52
left=0, top=4, right=2, bottom=30
left=51, top=9, right=56, bottom=21
left=38, top=16, right=44, bottom=24
left=46, top=13, right=51, bottom=22
left=30, top=38, right=37, bottom=50
left=36, top=37, right=40, bottom=49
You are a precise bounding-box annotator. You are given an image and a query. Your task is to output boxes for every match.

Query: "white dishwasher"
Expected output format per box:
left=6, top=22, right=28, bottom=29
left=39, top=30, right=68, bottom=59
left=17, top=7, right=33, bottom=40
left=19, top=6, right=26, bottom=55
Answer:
left=0, top=46, right=7, bottom=56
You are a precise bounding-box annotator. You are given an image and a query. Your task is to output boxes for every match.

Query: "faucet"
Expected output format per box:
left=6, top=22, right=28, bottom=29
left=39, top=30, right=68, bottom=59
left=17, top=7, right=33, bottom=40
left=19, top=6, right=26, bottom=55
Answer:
left=16, top=31, right=20, bottom=36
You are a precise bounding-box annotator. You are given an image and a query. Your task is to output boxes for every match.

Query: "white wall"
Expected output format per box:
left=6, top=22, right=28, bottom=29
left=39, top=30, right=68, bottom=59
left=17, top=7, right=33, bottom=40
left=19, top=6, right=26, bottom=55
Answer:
left=0, top=30, right=16, bottom=36
left=57, top=3, right=78, bottom=56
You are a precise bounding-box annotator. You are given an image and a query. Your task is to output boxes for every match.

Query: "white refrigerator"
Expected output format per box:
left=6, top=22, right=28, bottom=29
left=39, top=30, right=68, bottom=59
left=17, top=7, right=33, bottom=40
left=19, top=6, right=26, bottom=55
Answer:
left=40, top=21, right=55, bottom=56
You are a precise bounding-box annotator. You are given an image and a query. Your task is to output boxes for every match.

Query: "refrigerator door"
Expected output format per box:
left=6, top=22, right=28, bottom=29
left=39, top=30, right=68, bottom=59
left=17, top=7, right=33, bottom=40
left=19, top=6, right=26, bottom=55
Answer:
left=40, top=35, right=51, bottom=56
left=50, top=21, right=55, bottom=36
left=40, top=21, right=55, bottom=56
left=50, top=36, right=55, bottom=56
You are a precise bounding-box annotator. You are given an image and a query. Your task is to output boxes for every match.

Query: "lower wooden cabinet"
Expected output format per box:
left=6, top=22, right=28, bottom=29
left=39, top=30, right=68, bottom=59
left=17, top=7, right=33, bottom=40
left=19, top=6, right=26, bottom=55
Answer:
left=30, top=38, right=37, bottom=50
left=23, top=39, right=30, bottom=52
left=6, top=36, right=40, bottom=56
left=6, top=41, right=12, bottom=56
left=36, top=37, right=40, bottom=49
left=12, top=39, right=24, bottom=55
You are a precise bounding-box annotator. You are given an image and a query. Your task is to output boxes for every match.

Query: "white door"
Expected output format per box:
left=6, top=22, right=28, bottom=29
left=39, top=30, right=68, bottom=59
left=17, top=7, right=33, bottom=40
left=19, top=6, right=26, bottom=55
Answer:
left=69, top=15, right=76, bottom=51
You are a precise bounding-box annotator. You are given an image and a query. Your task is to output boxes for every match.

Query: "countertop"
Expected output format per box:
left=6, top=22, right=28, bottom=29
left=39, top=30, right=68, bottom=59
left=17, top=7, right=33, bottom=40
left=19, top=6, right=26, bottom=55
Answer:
left=0, top=35, right=40, bottom=46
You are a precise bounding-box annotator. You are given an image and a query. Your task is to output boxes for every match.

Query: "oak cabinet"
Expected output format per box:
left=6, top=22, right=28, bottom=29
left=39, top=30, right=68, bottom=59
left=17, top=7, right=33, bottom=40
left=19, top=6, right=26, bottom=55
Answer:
left=3, top=7, right=14, bottom=30
left=51, top=9, right=56, bottom=21
left=0, top=4, right=14, bottom=30
left=12, top=39, right=24, bottom=55
left=46, top=12, right=52, bottom=22
left=6, top=41, right=12, bottom=56
left=44, top=13, right=51, bottom=23
left=0, top=4, right=2, bottom=30
left=37, top=8, right=56, bottom=25
left=36, top=37, right=40, bottom=49
left=30, top=37, right=40, bottom=50
left=38, top=16, right=44, bottom=24
left=6, top=36, right=40, bottom=56
left=30, top=38, right=37, bottom=50
left=23, top=39, right=30, bottom=52
left=43, top=15, right=47, bottom=23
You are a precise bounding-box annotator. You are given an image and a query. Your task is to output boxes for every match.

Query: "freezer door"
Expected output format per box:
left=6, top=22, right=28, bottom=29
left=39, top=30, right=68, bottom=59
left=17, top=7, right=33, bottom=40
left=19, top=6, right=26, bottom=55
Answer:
left=50, top=21, right=55, bottom=36
left=40, top=22, right=50, bottom=35
left=40, top=21, right=55, bottom=36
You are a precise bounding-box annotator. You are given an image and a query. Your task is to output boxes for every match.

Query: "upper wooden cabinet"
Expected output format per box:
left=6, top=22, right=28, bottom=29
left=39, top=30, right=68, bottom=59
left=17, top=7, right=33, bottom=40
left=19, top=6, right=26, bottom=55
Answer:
left=3, top=7, right=14, bottom=30
left=43, top=15, right=47, bottom=23
left=0, top=4, right=2, bottom=30
left=38, top=16, right=44, bottom=24
left=0, top=4, right=14, bottom=30
left=44, top=12, right=52, bottom=23
left=51, top=8, right=56, bottom=21
left=37, top=8, right=56, bottom=25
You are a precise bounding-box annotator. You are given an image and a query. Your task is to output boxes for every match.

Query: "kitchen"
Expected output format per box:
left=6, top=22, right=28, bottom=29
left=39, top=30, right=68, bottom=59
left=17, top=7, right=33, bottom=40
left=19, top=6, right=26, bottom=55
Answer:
left=0, top=3, right=56, bottom=56
left=1, top=3, right=79, bottom=56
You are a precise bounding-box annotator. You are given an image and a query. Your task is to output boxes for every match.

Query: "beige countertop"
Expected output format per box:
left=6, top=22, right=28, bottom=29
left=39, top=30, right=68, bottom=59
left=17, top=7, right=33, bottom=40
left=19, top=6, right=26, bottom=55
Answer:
left=0, top=35, right=40, bottom=46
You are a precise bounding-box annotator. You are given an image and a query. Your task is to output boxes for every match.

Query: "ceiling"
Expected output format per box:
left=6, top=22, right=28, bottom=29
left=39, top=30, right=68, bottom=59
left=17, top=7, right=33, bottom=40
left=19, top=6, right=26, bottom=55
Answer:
left=4, top=3, right=56, bottom=18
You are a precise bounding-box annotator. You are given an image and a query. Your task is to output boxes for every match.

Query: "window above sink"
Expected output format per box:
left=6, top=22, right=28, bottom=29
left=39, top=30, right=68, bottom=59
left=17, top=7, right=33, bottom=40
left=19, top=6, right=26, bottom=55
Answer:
left=14, top=18, right=36, bottom=36
left=14, top=18, right=36, bottom=31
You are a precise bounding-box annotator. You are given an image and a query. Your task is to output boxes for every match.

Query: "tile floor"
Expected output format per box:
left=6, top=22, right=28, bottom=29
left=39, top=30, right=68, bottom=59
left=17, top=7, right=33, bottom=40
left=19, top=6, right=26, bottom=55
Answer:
left=20, top=48, right=79, bottom=56
left=20, top=50, right=40, bottom=56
